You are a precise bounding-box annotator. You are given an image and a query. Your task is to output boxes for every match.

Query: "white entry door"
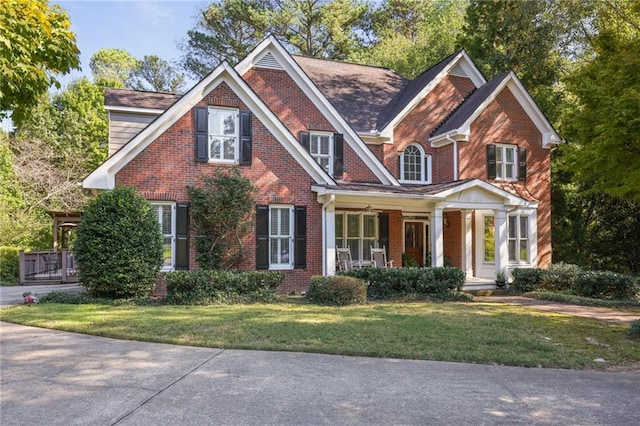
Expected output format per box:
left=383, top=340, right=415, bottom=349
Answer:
left=474, top=211, right=495, bottom=279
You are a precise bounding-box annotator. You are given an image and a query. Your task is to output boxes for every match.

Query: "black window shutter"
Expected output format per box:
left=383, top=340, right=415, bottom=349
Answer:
left=518, top=147, right=527, bottom=181
left=256, top=205, right=269, bottom=270
left=175, top=203, right=189, bottom=270
left=299, top=131, right=310, bottom=151
left=378, top=213, right=389, bottom=255
left=294, top=206, right=306, bottom=269
left=487, top=144, right=497, bottom=179
left=333, top=133, right=344, bottom=179
left=239, top=110, right=252, bottom=165
left=195, top=107, right=208, bottom=162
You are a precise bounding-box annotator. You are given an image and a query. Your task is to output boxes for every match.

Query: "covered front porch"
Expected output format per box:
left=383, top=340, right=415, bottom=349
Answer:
left=313, top=179, right=538, bottom=285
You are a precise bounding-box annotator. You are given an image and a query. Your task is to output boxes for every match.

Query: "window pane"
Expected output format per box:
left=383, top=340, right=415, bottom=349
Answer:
left=280, top=210, right=290, bottom=235
left=362, top=241, right=374, bottom=261
left=484, top=240, right=495, bottom=262
left=319, top=157, right=329, bottom=171
left=223, top=138, right=235, bottom=160
left=496, top=147, right=503, bottom=162
left=508, top=216, right=517, bottom=238
left=347, top=239, right=360, bottom=260
left=162, top=237, right=172, bottom=267
left=310, top=138, right=318, bottom=154
left=270, top=209, right=279, bottom=235
left=335, top=214, right=343, bottom=239
left=364, top=216, right=375, bottom=238
left=520, top=216, right=528, bottom=237
left=223, top=114, right=235, bottom=135
left=484, top=216, right=494, bottom=238
left=347, top=215, right=360, bottom=238
left=505, top=164, right=514, bottom=178
left=270, top=239, right=278, bottom=263
left=520, top=240, right=528, bottom=262
left=506, top=147, right=514, bottom=162
left=319, top=136, right=330, bottom=154
left=509, top=240, right=517, bottom=262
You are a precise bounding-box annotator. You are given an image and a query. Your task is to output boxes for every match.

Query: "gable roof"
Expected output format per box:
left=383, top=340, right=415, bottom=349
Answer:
left=429, top=71, right=562, bottom=148
left=84, top=61, right=335, bottom=190
left=236, top=36, right=399, bottom=186
left=293, top=56, right=408, bottom=133
left=104, top=88, right=180, bottom=112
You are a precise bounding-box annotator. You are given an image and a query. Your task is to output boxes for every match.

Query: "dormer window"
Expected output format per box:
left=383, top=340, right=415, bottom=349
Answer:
left=400, top=144, right=431, bottom=183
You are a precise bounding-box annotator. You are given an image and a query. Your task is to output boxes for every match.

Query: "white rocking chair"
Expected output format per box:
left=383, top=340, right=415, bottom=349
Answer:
left=371, top=246, right=393, bottom=268
left=336, top=247, right=361, bottom=271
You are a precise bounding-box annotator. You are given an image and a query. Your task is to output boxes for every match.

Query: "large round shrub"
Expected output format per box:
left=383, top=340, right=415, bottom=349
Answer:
left=75, top=187, right=163, bottom=298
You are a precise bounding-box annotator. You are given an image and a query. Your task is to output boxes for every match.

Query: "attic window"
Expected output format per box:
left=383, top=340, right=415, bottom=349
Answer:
left=255, top=52, right=283, bottom=70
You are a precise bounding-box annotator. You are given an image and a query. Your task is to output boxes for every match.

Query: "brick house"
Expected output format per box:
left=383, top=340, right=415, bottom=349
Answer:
left=83, top=37, right=561, bottom=293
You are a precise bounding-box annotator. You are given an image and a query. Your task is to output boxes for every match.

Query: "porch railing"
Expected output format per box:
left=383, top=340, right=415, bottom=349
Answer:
left=19, top=250, right=78, bottom=285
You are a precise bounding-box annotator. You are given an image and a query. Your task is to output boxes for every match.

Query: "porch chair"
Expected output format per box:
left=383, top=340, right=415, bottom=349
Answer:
left=336, top=247, right=361, bottom=271
left=370, top=247, right=394, bottom=268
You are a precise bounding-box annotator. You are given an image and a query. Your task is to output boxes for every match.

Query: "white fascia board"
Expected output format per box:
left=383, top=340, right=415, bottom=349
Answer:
left=236, top=36, right=399, bottom=186
left=381, top=51, right=487, bottom=138
left=433, top=179, right=535, bottom=207
left=311, top=185, right=445, bottom=202
left=104, top=105, right=165, bottom=115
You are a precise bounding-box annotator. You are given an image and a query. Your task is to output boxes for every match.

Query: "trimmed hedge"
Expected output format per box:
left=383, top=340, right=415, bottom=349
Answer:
left=306, top=275, right=367, bottom=306
left=341, top=267, right=465, bottom=300
left=165, top=270, right=284, bottom=304
left=511, top=268, right=543, bottom=292
left=572, top=271, right=639, bottom=301
left=541, top=263, right=581, bottom=291
left=0, top=246, right=20, bottom=285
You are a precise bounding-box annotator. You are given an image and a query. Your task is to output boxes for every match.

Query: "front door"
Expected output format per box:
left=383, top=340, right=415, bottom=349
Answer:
left=404, top=222, right=424, bottom=266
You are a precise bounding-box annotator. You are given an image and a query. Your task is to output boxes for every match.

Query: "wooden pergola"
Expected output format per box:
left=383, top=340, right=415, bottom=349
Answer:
left=48, top=211, right=82, bottom=251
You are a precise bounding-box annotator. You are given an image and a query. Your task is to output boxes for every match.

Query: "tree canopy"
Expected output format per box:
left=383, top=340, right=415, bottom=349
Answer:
left=129, top=55, right=186, bottom=93
left=0, top=0, right=80, bottom=125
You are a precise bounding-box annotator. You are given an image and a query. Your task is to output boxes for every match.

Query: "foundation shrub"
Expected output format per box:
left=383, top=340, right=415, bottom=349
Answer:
left=341, top=266, right=465, bottom=300
left=572, top=271, right=639, bottom=301
left=306, top=275, right=367, bottom=306
left=628, top=320, right=640, bottom=340
left=541, top=263, right=581, bottom=291
left=165, top=270, right=283, bottom=304
left=511, top=268, right=543, bottom=292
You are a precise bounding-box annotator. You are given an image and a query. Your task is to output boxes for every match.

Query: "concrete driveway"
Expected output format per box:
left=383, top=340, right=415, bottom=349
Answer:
left=1, top=321, right=639, bottom=425
left=0, top=284, right=82, bottom=307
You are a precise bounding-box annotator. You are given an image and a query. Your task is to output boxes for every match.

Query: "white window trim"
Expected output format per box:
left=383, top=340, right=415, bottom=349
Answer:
left=335, top=211, right=378, bottom=261
left=151, top=202, right=176, bottom=272
left=309, top=131, right=334, bottom=175
left=508, top=212, right=534, bottom=265
left=399, top=144, right=432, bottom=184
left=208, top=106, right=239, bottom=163
left=495, top=143, right=518, bottom=181
left=269, top=205, right=294, bottom=270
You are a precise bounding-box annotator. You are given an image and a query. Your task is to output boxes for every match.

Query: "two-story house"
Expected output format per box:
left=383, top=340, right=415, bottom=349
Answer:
left=83, top=37, right=561, bottom=293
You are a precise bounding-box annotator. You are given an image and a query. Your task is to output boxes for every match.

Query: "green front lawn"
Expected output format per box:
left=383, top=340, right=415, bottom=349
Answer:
left=1, top=300, right=638, bottom=370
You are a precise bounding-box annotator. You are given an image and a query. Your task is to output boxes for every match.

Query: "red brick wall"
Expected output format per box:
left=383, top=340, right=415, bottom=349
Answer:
left=243, top=67, right=380, bottom=183
left=458, top=88, right=552, bottom=267
left=386, top=75, right=475, bottom=183
left=443, top=211, right=462, bottom=268
left=115, top=82, right=323, bottom=293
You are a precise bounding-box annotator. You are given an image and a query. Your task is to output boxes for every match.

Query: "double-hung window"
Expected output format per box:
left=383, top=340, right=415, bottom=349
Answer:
left=495, top=144, right=518, bottom=180
left=208, top=107, right=238, bottom=162
left=508, top=215, right=529, bottom=263
left=335, top=212, right=377, bottom=261
left=151, top=203, right=175, bottom=270
left=310, top=132, right=333, bottom=175
left=400, top=144, right=431, bottom=183
left=269, top=205, right=293, bottom=269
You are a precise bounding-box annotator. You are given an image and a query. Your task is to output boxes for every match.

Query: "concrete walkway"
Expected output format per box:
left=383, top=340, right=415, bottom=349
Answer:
left=1, top=321, right=639, bottom=426
left=474, top=295, right=640, bottom=324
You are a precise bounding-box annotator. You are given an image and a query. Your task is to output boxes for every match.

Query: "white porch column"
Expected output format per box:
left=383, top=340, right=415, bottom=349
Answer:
left=462, top=210, right=473, bottom=276
left=432, top=205, right=444, bottom=267
left=323, top=198, right=336, bottom=276
left=494, top=209, right=508, bottom=277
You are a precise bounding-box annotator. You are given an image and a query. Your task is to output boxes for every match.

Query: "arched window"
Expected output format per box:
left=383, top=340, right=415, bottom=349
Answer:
left=400, top=144, right=431, bottom=183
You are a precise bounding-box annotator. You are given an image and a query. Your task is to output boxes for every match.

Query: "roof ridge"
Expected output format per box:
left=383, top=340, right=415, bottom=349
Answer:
left=292, top=54, right=404, bottom=76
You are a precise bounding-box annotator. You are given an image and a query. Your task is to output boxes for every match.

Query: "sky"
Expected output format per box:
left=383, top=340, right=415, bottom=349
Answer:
left=57, top=0, right=204, bottom=88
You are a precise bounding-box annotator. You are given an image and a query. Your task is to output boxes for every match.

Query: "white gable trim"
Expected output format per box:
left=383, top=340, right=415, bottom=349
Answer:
left=236, top=36, right=399, bottom=186
left=434, top=179, right=536, bottom=208
left=430, top=72, right=562, bottom=148
left=83, top=62, right=334, bottom=190
left=379, top=51, right=486, bottom=139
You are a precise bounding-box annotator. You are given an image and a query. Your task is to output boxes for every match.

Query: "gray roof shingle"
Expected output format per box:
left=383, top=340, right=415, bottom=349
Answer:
left=104, top=88, right=180, bottom=110
left=293, top=55, right=408, bottom=133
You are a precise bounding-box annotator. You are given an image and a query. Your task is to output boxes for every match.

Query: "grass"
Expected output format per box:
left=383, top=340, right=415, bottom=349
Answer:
left=523, top=291, right=640, bottom=311
left=1, top=299, right=639, bottom=370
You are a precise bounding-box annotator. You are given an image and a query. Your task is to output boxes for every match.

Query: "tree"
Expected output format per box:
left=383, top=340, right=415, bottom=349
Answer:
left=458, top=0, right=567, bottom=121
left=0, top=0, right=80, bottom=124
left=129, top=55, right=186, bottom=94
left=16, top=78, right=108, bottom=173
left=179, top=0, right=368, bottom=79
left=350, top=0, right=466, bottom=78
left=188, top=168, right=255, bottom=270
left=561, top=1, right=640, bottom=201
left=75, top=187, right=163, bottom=298
left=90, top=48, right=138, bottom=88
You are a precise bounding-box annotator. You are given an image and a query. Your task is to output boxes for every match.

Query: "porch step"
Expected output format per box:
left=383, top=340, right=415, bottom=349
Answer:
left=463, top=287, right=511, bottom=296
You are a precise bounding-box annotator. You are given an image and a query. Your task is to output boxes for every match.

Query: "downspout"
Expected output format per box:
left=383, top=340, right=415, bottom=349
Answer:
left=321, top=194, right=335, bottom=276
left=445, top=134, right=458, bottom=181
